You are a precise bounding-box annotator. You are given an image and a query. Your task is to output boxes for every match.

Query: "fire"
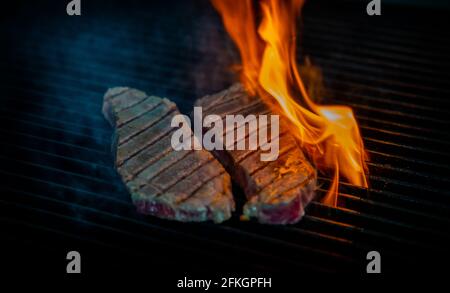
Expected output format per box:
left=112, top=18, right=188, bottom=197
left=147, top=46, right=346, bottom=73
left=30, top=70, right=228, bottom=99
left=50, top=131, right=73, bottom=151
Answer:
left=212, top=0, right=368, bottom=206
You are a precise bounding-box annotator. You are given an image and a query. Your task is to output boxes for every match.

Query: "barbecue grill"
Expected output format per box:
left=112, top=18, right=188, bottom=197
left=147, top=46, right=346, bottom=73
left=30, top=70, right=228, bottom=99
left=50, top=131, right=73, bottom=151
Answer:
left=1, top=0, right=449, bottom=278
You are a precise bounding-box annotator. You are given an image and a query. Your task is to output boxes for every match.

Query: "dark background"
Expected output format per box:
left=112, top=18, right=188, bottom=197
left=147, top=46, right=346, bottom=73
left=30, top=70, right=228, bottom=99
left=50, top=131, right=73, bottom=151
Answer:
left=1, top=0, right=449, bottom=281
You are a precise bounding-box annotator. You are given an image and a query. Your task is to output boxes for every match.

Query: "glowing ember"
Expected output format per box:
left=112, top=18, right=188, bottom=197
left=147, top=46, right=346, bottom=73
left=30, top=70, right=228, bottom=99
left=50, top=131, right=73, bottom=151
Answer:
left=212, top=0, right=368, bottom=206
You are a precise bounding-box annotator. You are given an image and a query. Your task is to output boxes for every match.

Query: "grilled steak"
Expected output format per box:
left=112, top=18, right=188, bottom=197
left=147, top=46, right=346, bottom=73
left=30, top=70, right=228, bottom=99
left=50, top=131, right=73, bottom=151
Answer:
left=103, top=87, right=234, bottom=223
left=195, top=83, right=317, bottom=224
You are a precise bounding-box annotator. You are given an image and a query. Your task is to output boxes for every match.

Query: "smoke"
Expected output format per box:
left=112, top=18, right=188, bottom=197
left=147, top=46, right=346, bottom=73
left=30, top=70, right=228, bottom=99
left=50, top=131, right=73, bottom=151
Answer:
left=7, top=0, right=238, bottom=222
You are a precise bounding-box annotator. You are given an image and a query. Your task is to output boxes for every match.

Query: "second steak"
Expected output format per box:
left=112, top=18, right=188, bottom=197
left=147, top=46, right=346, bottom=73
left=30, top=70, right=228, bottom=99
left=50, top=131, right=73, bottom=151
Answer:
left=195, top=83, right=317, bottom=224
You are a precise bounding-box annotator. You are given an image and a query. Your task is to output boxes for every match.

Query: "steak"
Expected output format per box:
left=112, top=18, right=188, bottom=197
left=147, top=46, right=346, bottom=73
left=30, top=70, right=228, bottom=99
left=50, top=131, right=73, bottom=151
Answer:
left=103, top=87, right=234, bottom=223
left=195, top=83, right=317, bottom=224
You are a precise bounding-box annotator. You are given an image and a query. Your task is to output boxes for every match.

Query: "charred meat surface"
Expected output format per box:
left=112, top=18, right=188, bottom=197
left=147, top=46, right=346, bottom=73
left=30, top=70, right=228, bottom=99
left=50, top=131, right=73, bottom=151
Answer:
left=103, top=87, right=235, bottom=223
left=195, top=83, right=317, bottom=224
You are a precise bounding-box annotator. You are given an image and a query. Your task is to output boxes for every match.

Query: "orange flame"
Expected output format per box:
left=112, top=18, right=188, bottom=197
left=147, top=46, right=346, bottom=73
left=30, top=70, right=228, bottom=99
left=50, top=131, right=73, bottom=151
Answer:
left=212, top=0, right=368, bottom=206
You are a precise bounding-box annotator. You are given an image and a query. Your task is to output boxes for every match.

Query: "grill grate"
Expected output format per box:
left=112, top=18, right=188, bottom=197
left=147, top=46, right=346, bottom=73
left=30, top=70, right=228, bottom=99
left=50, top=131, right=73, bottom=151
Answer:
left=1, top=0, right=449, bottom=274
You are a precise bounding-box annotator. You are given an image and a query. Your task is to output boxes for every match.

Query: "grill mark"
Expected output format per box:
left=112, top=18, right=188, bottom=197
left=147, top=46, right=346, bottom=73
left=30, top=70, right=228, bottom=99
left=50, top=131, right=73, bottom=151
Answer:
left=256, top=158, right=315, bottom=200
left=263, top=171, right=317, bottom=200
left=117, top=104, right=175, bottom=145
left=121, top=129, right=175, bottom=182
left=222, top=109, right=272, bottom=149
left=151, top=152, right=213, bottom=191
left=221, top=101, right=267, bottom=118
left=234, top=131, right=288, bottom=164
left=117, top=112, right=175, bottom=165
left=203, top=99, right=263, bottom=120
left=201, top=108, right=272, bottom=155
left=110, top=89, right=148, bottom=113
left=106, top=87, right=129, bottom=101
left=222, top=104, right=270, bottom=134
left=117, top=120, right=173, bottom=167
left=117, top=122, right=173, bottom=167
left=116, top=98, right=163, bottom=127
left=199, top=94, right=228, bottom=113
left=248, top=145, right=296, bottom=177
left=142, top=182, right=162, bottom=198
left=176, top=170, right=227, bottom=204
left=202, top=103, right=269, bottom=156
left=123, top=146, right=172, bottom=182
left=203, top=94, right=240, bottom=112
left=261, top=166, right=316, bottom=201
left=133, top=150, right=193, bottom=189
left=156, top=157, right=216, bottom=196
left=201, top=88, right=252, bottom=112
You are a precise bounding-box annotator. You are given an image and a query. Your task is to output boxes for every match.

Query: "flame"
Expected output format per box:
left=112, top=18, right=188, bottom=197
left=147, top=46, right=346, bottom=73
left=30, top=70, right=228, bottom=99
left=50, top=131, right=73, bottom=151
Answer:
left=212, top=0, right=368, bottom=206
